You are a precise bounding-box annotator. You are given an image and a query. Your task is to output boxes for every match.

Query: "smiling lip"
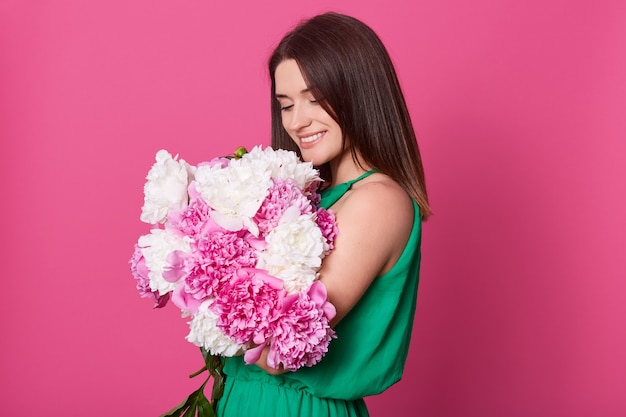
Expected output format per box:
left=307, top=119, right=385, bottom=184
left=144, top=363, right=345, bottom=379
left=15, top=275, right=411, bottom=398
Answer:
left=298, top=131, right=325, bottom=148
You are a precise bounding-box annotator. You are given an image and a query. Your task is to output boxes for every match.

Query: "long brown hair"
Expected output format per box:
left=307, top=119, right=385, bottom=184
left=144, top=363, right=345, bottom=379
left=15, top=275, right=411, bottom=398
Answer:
left=269, top=12, right=430, bottom=219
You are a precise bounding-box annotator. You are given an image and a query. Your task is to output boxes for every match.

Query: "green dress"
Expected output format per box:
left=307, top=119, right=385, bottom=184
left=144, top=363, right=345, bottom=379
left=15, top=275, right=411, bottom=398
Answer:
left=217, top=171, right=422, bottom=417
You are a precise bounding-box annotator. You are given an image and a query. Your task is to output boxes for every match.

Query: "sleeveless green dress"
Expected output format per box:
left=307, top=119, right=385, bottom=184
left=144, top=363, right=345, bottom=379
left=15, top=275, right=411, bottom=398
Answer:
left=217, top=171, right=422, bottom=417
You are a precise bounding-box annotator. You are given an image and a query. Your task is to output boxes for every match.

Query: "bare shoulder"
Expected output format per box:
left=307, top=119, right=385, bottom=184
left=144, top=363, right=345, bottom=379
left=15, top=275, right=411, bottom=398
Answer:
left=332, top=173, right=414, bottom=270
left=338, top=173, right=414, bottom=226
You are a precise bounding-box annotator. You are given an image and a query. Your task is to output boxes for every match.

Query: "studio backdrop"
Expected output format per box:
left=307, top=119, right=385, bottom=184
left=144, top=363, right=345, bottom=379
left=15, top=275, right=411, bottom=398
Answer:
left=1, top=0, right=624, bottom=416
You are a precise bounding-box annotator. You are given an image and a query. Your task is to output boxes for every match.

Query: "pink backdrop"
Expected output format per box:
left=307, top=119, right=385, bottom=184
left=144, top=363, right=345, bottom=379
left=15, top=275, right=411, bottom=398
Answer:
left=1, top=0, right=624, bottom=415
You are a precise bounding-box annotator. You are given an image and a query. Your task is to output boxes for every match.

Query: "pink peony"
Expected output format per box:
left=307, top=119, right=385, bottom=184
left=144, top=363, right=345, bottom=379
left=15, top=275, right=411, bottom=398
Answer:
left=164, top=211, right=260, bottom=307
left=212, top=269, right=286, bottom=345
left=265, top=281, right=336, bottom=371
left=167, top=184, right=210, bottom=238
left=183, top=259, right=233, bottom=304
left=315, top=208, right=339, bottom=254
left=182, top=228, right=259, bottom=302
left=254, top=178, right=315, bottom=236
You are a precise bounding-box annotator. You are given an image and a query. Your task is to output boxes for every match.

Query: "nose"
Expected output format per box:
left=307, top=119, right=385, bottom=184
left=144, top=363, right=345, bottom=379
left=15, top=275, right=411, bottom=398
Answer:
left=286, top=102, right=312, bottom=131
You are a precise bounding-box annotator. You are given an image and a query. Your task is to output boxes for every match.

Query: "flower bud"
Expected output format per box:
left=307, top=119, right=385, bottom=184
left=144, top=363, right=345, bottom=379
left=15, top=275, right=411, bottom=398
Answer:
left=234, top=146, right=248, bottom=159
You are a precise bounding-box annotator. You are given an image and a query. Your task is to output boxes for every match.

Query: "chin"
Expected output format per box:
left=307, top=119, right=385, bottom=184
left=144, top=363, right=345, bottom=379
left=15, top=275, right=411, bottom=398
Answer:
left=300, top=153, right=326, bottom=167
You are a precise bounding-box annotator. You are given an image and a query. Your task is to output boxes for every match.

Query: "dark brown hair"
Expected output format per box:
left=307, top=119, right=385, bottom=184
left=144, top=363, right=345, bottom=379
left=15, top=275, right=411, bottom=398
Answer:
left=269, top=12, right=430, bottom=219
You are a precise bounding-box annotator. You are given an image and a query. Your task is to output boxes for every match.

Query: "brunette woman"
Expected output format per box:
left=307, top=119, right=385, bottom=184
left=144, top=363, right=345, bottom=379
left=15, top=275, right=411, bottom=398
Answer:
left=218, top=12, right=430, bottom=417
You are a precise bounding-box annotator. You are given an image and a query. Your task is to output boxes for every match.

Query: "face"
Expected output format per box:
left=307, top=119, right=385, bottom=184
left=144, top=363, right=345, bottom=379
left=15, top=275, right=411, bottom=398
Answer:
left=274, top=59, right=345, bottom=167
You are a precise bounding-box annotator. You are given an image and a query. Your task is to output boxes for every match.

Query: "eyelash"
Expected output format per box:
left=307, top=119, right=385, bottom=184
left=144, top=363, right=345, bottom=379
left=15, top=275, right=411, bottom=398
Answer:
left=279, top=100, right=318, bottom=112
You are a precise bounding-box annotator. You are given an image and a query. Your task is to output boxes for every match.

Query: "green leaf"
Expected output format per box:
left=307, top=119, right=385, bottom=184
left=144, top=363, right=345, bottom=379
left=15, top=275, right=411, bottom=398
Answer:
left=160, top=378, right=211, bottom=417
left=197, top=391, right=215, bottom=417
left=159, top=397, right=188, bottom=417
left=160, top=349, right=225, bottom=417
left=210, top=367, right=225, bottom=403
left=181, top=404, right=198, bottom=417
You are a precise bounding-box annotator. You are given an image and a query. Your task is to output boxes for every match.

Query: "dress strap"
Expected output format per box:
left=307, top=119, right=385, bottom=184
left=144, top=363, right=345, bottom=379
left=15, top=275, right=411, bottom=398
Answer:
left=319, top=169, right=378, bottom=209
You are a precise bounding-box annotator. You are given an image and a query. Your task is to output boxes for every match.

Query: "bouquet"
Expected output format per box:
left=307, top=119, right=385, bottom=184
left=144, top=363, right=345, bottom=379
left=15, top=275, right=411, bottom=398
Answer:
left=130, top=146, right=338, bottom=416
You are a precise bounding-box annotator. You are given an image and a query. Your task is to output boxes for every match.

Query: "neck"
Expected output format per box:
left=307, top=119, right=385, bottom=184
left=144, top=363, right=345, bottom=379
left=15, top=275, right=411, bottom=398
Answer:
left=329, top=149, right=372, bottom=187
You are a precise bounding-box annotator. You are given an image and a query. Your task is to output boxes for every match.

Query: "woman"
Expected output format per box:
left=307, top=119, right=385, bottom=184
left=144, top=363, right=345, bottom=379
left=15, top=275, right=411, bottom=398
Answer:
left=217, top=12, right=430, bottom=417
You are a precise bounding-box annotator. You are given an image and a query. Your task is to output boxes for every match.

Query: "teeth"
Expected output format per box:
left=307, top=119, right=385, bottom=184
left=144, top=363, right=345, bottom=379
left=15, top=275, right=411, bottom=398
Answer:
left=301, top=132, right=323, bottom=143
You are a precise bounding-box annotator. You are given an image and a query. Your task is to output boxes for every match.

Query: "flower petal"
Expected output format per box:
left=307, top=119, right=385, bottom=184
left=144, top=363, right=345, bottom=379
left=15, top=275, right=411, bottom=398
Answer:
left=171, top=285, right=202, bottom=314
left=243, top=342, right=266, bottom=365
left=307, top=281, right=327, bottom=305
left=163, top=250, right=188, bottom=283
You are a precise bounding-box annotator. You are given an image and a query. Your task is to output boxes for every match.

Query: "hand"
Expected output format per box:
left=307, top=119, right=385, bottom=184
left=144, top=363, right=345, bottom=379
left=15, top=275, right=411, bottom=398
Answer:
left=254, top=345, right=287, bottom=375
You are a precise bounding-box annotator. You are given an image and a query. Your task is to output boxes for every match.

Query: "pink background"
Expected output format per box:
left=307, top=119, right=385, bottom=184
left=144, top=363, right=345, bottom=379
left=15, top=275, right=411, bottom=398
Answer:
left=1, top=0, right=624, bottom=415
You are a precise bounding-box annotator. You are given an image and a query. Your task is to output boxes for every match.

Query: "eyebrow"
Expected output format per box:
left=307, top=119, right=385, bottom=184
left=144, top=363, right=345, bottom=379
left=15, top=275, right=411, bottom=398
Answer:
left=275, top=88, right=313, bottom=99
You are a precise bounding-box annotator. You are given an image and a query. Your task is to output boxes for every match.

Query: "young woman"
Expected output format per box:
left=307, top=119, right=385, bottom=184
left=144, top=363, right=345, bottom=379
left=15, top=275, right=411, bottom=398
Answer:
left=217, top=12, right=430, bottom=417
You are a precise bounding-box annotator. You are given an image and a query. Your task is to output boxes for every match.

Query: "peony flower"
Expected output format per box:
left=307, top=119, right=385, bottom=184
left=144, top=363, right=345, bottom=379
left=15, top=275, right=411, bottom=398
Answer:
left=254, top=178, right=314, bottom=236
left=244, top=146, right=320, bottom=191
left=212, top=268, right=285, bottom=345
left=166, top=184, right=210, bottom=239
left=181, top=228, right=260, bottom=302
left=137, top=228, right=191, bottom=295
left=140, top=150, right=196, bottom=225
left=129, top=244, right=170, bottom=308
left=193, top=156, right=272, bottom=235
left=315, top=208, right=339, bottom=255
left=186, top=301, right=245, bottom=356
left=266, top=281, right=336, bottom=371
left=257, top=207, right=325, bottom=293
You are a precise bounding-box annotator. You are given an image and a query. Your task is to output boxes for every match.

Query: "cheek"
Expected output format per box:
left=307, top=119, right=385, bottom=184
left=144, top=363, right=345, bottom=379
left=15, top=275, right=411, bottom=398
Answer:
left=279, top=117, right=295, bottom=141
left=282, top=118, right=299, bottom=144
left=281, top=114, right=291, bottom=133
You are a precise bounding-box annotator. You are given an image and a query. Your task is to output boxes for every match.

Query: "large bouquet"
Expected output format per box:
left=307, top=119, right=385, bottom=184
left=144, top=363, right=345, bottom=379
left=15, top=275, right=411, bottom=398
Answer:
left=130, top=146, right=338, bottom=416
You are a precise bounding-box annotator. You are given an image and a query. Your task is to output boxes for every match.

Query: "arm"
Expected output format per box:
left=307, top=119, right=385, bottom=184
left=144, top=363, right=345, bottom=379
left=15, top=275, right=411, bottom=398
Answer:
left=317, top=178, right=414, bottom=326
left=254, top=175, right=414, bottom=373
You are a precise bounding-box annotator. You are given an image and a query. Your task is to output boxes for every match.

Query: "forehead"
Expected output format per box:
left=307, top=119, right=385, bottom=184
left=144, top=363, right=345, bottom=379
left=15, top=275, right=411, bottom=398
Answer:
left=274, top=59, right=308, bottom=94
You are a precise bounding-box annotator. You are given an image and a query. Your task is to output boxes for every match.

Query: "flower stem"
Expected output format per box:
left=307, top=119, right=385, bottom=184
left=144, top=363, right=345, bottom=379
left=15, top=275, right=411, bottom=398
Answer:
left=188, top=365, right=208, bottom=379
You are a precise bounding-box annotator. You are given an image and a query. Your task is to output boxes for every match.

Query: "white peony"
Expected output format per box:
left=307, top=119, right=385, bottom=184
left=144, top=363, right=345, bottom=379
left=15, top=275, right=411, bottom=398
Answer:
left=194, top=155, right=272, bottom=236
left=244, top=146, right=320, bottom=190
left=186, top=302, right=245, bottom=356
left=138, top=228, right=191, bottom=295
left=256, top=206, right=325, bottom=293
left=140, top=150, right=196, bottom=225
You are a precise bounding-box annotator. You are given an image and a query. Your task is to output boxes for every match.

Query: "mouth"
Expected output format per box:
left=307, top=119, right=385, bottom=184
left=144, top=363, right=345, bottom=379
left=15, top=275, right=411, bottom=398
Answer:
left=299, top=131, right=325, bottom=144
